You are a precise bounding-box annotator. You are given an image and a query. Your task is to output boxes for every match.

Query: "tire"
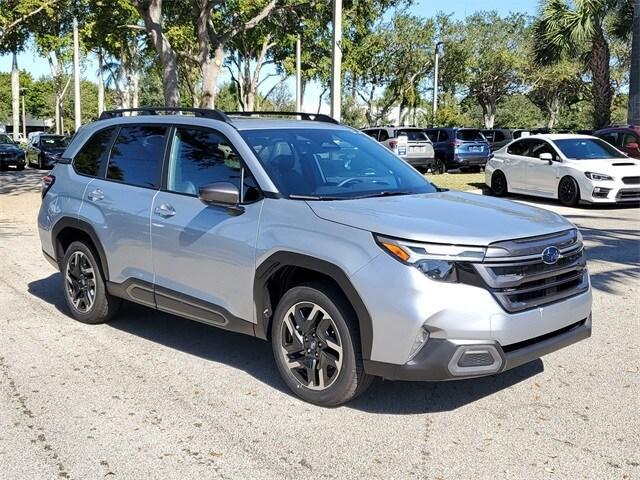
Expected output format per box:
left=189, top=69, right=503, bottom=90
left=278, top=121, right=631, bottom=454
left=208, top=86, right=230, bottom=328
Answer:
left=62, top=241, right=121, bottom=324
left=490, top=170, right=508, bottom=196
left=0, top=164, right=7, bottom=172
left=271, top=283, right=373, bottom=406
left=558, top=176, right=580, bottom=207
left=469, top=166, right=482, bottom=173
left=16, top=164, right=24, bottom=171
left=432, top=158, right=446, bottom=175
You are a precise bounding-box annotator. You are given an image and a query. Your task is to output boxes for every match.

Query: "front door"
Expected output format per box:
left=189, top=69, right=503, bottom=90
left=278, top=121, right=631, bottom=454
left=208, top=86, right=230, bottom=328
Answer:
left=521, top=139, right=560, bottom=195
left=151, top=126, right=262, bottom=327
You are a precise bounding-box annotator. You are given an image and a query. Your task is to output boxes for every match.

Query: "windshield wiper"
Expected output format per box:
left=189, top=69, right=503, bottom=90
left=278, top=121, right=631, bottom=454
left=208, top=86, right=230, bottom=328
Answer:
left=289, top=194, right=345, bottom=201
left=352, top=191, right=415, bottom=199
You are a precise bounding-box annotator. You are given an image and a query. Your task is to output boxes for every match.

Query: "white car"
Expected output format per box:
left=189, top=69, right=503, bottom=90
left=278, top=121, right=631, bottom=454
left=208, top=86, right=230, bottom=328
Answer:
left=485, top=134, right=640, bottom=206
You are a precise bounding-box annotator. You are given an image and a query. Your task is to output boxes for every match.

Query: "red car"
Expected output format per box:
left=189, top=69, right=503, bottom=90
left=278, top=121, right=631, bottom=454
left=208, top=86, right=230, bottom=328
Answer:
left=594, top=125, right=640, bottom=159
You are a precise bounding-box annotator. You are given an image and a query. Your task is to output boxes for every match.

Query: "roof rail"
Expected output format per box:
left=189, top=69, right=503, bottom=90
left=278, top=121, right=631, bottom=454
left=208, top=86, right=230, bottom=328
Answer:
left=225, top=111, right=339, bottom=125
left=98, top=107, right=232, bottom=123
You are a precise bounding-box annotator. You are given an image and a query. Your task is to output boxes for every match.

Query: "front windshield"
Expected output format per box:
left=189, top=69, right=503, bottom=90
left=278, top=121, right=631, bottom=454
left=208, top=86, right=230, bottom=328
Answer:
left=240, top=128, right=436, bottom=199
left=40, top=136, right=69, bottom=148
left=0, top=134, right=15, bottom=145
left=554, top=138, right=627, bottom=160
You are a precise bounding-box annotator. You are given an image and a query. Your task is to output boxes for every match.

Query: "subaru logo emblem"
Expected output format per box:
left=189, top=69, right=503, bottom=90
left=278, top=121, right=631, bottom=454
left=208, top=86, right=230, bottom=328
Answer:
left=542, top=246, right=561, bottom=265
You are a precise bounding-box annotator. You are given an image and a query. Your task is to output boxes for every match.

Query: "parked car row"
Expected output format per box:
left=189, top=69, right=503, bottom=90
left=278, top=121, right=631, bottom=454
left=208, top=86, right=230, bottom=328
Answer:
left=0, top=133, right=71, bottom=172
left=362, top=126, right=492, bottom=173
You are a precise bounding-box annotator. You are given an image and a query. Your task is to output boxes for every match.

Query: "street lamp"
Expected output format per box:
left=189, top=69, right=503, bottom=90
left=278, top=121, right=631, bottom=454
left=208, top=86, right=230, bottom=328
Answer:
left=19, top=87, right=27, bottom=139
left=432, top=42, right=444, bottom=127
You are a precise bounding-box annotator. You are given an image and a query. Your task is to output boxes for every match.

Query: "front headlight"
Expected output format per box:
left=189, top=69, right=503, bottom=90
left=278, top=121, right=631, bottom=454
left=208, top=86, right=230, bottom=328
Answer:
left=375, top=235, right=486, bottom=282
left=585, top=171, right=613, bottom=181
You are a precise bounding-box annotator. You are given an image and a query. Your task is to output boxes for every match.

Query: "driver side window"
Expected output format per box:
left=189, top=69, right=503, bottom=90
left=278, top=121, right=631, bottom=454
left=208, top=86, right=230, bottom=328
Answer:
left=529, top=140, right=558, bottom=161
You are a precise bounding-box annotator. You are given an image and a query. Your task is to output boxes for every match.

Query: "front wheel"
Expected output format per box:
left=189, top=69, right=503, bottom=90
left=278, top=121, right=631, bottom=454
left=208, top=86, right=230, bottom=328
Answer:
left=558, top=176, right=580, bottom=207
left=271, top=283, right=373, bottom=406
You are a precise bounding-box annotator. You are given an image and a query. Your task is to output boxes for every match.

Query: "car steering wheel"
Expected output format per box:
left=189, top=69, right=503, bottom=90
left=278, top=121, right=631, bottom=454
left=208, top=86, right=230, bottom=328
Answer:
left=337, top=177, right=364, bottom=188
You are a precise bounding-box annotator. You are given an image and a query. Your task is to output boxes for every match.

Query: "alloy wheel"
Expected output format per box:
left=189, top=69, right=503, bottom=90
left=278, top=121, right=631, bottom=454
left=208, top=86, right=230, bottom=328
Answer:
left=280, top=302, right=343, bottom=391
left=65, top=251, right=96, bottom=312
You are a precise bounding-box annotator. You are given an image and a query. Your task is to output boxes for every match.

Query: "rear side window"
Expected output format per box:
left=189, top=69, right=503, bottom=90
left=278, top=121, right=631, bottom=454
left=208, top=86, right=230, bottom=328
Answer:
left=507, top=139, right=530, bottom=156
left=494, top=131, right=506, bottom=142
left=378, top=129, right=389, bottom=141
left=363, top=129, right=379, bottom=140
left=457, top=129, right=485, bottom=141
left=424, top=130, right=437, bottom=142
left=74, top=128, right=115, bottom=177
left=107, top=125, right=167, bottom=188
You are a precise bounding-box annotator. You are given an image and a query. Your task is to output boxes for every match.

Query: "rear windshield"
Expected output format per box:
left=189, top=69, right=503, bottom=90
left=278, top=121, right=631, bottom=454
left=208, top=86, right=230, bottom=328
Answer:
left=396, top=129, right=428, bottom=142
left=240, top=128, right=436, bottom=199
left=554, top=138, right=627, bottom=160
left=456, top=129, right=486, bottom=142
left=40, top=136, right=70, bottom=148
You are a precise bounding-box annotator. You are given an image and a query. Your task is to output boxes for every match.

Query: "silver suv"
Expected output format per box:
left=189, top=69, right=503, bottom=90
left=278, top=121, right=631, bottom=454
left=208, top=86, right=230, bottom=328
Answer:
left=38, top=108, right=592, bottom=406
left=362, top=126, right=435, bottom=172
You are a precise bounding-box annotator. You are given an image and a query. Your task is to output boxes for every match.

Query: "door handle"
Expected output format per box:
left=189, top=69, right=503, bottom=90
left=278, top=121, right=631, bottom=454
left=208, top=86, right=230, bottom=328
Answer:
left=154, top=203, right=176, bottom=218
left=87, top=188, right=104, bottom=201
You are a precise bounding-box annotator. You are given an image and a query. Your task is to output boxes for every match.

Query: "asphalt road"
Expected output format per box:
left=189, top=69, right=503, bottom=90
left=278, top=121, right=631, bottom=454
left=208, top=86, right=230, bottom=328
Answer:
left=1, top=169, right=639, bottom=480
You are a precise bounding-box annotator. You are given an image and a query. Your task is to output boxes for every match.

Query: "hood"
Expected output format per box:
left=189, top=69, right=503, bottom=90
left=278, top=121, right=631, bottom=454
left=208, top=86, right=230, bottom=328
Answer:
left=307, top=191, right=572, bottom=246
left=565, top=158, right=640, bottom=177
left=0, top=143, right=21, bottom=153
left=42, top=146, right=66, bottom=155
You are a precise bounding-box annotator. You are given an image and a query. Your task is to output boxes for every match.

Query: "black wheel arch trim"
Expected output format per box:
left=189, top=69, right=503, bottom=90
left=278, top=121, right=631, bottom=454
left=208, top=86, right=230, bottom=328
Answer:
left=51, top=217, right=110, bottom=280
left=253, top=251, right=374, bottom=360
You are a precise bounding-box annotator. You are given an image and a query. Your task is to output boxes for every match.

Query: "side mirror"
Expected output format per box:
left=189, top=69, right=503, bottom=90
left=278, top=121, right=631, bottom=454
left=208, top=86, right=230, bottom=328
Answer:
left=198, top=182, right=243, bottom=213
left=539, top=152, right=553, bottom=164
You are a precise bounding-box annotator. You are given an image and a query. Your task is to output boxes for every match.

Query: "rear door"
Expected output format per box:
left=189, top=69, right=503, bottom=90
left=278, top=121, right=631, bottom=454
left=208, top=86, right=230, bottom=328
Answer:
left=455, top=129, right=489, bottom=161
left=396, top=128, right=433, bottom=160
left=503, top=139, right=533, bottom=190
left=83, top=124, right=167, bottom=285
left=150, top=126, right=262, bottom=325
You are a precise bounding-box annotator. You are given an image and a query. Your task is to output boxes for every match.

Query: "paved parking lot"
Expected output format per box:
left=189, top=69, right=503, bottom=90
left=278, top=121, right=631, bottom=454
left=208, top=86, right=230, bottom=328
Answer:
left=1, top=169, right=638, bottom=480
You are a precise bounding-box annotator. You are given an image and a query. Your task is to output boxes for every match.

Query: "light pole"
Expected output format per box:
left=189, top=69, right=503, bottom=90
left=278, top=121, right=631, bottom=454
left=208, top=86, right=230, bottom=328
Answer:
left=73, top=17, right=81, bottom=132
left=330, top=0, right=342, bottom=122
left=19, top=87, right=27, bottom=139
left=432, top=42, right=443, bottom=127
left=296, top=34, right=302, bottom=112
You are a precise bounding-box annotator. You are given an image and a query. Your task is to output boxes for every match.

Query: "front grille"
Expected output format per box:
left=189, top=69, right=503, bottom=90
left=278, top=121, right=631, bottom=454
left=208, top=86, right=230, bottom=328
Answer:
left=472, top=229, right=589, bottom=313
left=622, top=176, right=640, bottom=185
left=616, top=188, right=640, bottom=200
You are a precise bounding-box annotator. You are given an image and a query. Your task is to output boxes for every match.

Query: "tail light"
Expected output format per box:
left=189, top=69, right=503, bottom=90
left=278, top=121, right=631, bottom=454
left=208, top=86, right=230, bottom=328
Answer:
left=389, top=140, right=398, bottom=151
left=41, top=174, right=55, bottom=198
left=449, top=140, right=463, bottom=148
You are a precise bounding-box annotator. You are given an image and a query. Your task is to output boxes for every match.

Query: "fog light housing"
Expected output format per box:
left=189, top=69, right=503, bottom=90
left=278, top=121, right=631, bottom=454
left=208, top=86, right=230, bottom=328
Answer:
left=448, top=345, right=502, bottom=376
left=592, top=187, right=611, bottom=198
left=408, top=326, right=430, bottom=360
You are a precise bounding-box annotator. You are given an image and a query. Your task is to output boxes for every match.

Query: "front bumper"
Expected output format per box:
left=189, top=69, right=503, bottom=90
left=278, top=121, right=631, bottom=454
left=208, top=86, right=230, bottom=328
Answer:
left=364, top=315, right=591, bottom=381
left=0, top=155, right=25, bottom=167
left=580, top=178, right=640, bottom=203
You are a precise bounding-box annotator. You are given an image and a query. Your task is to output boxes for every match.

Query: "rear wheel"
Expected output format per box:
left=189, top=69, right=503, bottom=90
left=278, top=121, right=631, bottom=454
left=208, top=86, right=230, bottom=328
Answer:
left=271, top=283, right=373, bottom=406
left=558, top=176, right=580, bottom=207
left=490, top=170, right=508, bottom=196
left=62, top=241, right=121, bottom=324
left=432, top=158, right=446, bottom=175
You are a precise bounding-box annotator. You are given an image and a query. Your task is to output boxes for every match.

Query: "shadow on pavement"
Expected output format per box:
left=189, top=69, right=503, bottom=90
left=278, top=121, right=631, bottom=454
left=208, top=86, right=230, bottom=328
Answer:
left=28, top=272, right=543, bottom=415
left=0, top=168, right=44, bottom=195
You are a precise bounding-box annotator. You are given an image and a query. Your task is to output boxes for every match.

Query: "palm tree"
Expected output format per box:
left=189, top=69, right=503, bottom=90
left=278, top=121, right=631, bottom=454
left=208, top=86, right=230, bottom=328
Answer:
left=534, top=0, right=632, bottom=129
